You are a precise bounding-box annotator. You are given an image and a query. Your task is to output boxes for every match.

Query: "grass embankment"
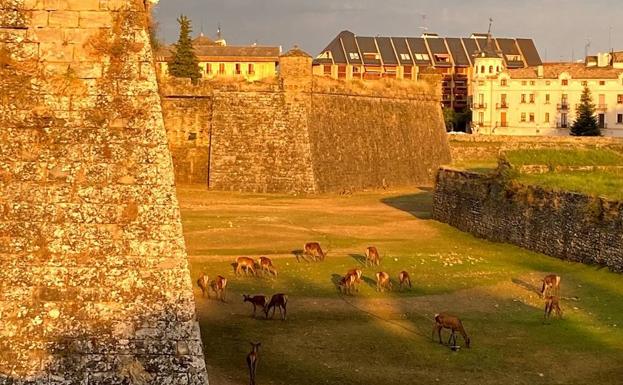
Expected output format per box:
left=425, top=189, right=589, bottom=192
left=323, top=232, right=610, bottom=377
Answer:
left=179, top=187, right=623, bottom=385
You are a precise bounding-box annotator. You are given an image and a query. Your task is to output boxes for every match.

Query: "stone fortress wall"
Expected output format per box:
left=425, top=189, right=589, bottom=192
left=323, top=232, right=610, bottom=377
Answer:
left=160, top=52, right=452, bottom=193
left=433, top=168, right=623, bottom=272
left=0, top=0, right=208, bottom=383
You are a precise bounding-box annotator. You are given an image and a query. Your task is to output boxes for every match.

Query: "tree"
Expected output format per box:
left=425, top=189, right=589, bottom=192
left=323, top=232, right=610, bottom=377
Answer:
left=169, top=15, right=201, bottom=82
left=570, top=85, right=600, bottom=136
left=443, top=108, right=456, bottom=132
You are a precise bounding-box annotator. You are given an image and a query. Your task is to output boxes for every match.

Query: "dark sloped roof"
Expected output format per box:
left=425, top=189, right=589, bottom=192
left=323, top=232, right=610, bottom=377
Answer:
left=446, top=38, right=470, bottom=66
left=356, top=36, right=382, bottom=65
left=406, top=38, right=432, bottom=65
left=391, top=37, right=415, bottom=65
left=426, top=38, right=452, bottom=67
left=339, top=31, right=363, bottom=65
left=461, top=38, right=480, bottom=63
left=516, top=39, right=543, bottom=66
left=376, top=37, right=398, bottom=65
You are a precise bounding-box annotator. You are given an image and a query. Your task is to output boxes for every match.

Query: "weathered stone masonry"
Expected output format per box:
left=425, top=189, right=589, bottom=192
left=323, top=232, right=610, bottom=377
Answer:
left=433, top=168, right=623, bottom=272
left=0, top=1, right=208, bottom=383
left=160, top=51, right=451, bottom=193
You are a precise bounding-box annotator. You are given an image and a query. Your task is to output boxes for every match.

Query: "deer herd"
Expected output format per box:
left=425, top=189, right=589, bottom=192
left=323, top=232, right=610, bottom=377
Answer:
left=197, top=242, right=564, bottom=384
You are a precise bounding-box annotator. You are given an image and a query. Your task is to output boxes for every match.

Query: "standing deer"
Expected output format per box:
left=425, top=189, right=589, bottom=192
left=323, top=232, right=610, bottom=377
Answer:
left=365, top=246, right=380, bottom=266
left=540, top=274, right=561, bottom=298
left=258, top=256, right=277, bottom=277
left=243, top=295, right=268, bottom=318
left=303, top=242, right=326, bottom=262
left=398, top=271, right=412, bottom=290
left=246, top=342, right=261, bottom=385
left=544, top=296, right=563, bottom=321
left=338, top=273, right=357, bottom=295
left=209, top=275, right=227, bottom=302
left=264, top=293, right=288, bottom=320
left=197, top=273, right=209, bottom=297
left=433, top=313, right=471, bottom=348
left=376, top=272, right=392, bottom=292
left=236, top=257, right=257, bottom=276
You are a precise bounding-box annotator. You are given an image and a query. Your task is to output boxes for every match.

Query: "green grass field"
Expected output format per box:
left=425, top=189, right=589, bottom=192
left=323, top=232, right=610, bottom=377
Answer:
left=179, top=186, right=623, bottom=385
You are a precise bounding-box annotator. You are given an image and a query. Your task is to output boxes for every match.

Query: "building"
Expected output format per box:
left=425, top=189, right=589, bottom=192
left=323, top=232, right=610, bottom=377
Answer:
left=471, top=43, right=623, bottom=136
left=155, top=32, right=281, bottom=82
left=313, top=30, right=541, bottom=111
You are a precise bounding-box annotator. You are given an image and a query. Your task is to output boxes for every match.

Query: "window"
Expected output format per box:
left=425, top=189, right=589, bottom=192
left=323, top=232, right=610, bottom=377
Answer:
left=399, top=53, right=411, bottom=61
left=478, top=112, right=484, bottom=124
left=206, top=63, right=212, bottom=75
left=323, top=65, right=332, bottom=75
left=481, top=65, right=485, bottom=73
left=364, top=52, right=380, bottom=60
left=522, top=81, right=527, bottom=86
left=496, top=66, right=500, bottom=72
left=489, top=66, right=493, bottom=73
left=560, top=113, right=568, bottom=128
left=545, top=94, right=551, bottom=104
left=235, top=63, right=242, bottom=75
left=529, top=113, right=535, bottom=123
left=600, top=80, right=606, bottom=86
left=248, top=63, right=255, bottom=75
left=618, top=114, right=623, bottom=124
left=188, top=132, right=197, bottom=141
left=500, top=94, right=507, bottom=106
left=530, top=81, right=535, bottom=86
left=581, top=81, right=587, bottom=86
left=414, top=53, right=429, bottom=61
left=618, top=95, right=623, bottom=104
left=546, top=81, right=551, bottom=86
left=500, top=79, right=507, bottom=86
left=562, top=79, right=568, bottom=86
left=545, top=112, right=550, bottom=123
left=349, top=52, right=360, bottom=60
left=521, top=94, right=526, bottom=103
left=529, top=94, right=535, bottom=104
left=219, top=63, right=225, bottom=74
left=521, top=113, right=526, bottom=122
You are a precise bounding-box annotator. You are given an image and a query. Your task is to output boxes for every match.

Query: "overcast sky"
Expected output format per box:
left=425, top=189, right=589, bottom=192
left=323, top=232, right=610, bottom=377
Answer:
left=153, top=0, right=623, bottom=62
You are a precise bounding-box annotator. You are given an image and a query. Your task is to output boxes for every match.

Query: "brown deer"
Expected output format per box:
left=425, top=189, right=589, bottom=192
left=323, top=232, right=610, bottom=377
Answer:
left=398, top=271, right=412, bottom=290
left=243, top=294, right=268, bottom=318
left=236, top=257, right=257, bottom=276
left=338, top=273, right=357, bottom=295
left=264, top=293, right=288, bottom=320
left=209, top=275, right=227, bottom=302
left=258, top=256, right=277, bottom=277
left=376, top=271, right=392, bottom=292
left=197, top=273, right=209, bottom=297
left=246, top=342, right=261, bottom=385
left=303, top=242, right=326, bottom=262
left=433, top=313, right=471, bottom=348
left=544, top=296, right=563, bottom=321
left=540, top=274, right=561, bottom=298
left=365, top=246, right=380, bottom=266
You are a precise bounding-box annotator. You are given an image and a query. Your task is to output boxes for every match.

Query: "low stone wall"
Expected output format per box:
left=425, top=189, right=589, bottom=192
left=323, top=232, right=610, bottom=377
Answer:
left=433, top=168, right=623, bottom=272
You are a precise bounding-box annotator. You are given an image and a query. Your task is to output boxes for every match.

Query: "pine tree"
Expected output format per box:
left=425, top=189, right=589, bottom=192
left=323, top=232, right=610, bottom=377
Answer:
left=570, top=85, right=600, bottom=136
left=169, top=15, right=201, bottom=82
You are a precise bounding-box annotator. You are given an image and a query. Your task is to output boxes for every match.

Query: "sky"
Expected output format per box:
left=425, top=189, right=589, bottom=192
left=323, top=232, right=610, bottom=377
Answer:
left=153, top=0, right=623, bottom=62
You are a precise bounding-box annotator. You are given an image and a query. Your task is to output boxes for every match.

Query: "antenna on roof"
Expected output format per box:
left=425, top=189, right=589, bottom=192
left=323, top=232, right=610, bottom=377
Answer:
left=217, top=23, right=222, bottom=40
left=487, top=17, right=493, bottom=35
left=419, top=14, right=428, bottom=34
left=585, top=39, right=591, bottom=58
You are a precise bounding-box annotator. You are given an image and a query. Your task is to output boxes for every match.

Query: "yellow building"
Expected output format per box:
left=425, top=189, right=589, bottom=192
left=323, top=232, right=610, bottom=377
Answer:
left=472, top=43, right=623, bottom=137
left=155, top=33, right=280, bottom=82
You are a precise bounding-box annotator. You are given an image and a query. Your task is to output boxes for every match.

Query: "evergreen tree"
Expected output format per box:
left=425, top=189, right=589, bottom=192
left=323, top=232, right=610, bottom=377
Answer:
left=169, top=15, right=201, bottom=82
left=570, top=86, right=600, bottom=136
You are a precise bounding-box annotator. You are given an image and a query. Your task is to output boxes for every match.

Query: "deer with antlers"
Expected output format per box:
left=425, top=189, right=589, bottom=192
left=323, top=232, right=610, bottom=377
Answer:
left=209, top=275, right=227, bottom=302
left=365, top=246, right=380, bottom=266
left=236, top=257, right=257, bottom=277
left=243, top=294, right=268, bottom=318
left=398, top=271, right=412, bottom=290
left=540, top=274, right=561, bottom=298
left=376, top=271, right=392, bottom=292
left=432, top=313, right=471, bottom=348
left=544, top=296, right=563, bottom=321
left=197, top=273, right=209, bottom=297
left=258, top=256, right=277, bottom=277
left=246, top=342, right=261, bottom=385
left=264, top=293, right=288, bottom=320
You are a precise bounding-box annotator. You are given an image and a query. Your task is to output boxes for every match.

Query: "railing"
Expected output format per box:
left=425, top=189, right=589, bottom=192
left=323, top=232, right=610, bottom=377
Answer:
left=495, top=121, right=509, bottom=128
left=556, top=123, right=569, bottom=128
left=596, top=104, right=608, bottom=111
left=472, top=103, right=487, bottom=109
left=557, top=103, right=570, bottom=111
left=496, top=103, right=509, bottom=109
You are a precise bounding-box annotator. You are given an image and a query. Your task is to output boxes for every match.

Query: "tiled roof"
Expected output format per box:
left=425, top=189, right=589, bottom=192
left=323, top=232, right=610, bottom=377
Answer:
left=156, top=45, right=280, bottom=61
left=508, top=63, right=623, bottom=79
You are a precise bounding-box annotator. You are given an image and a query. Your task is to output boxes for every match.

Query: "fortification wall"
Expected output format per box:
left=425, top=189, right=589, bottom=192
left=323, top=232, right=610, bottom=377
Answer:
left=433, top=168, right=623, bottom=272
left=0, top=1, right=208, bottom=383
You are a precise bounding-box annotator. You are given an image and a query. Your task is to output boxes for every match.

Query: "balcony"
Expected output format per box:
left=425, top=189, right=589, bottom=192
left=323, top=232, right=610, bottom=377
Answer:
left=556, top=123, right=569, bottom=129
left=495, top=121, right=509, bottom=128
left=596, top=104, right=608, bottom=111
left=472, top=103, right=487, bottom=109
left=557, top=103, right=570, bottom=111
left=496, top=103, right=509, bottom=109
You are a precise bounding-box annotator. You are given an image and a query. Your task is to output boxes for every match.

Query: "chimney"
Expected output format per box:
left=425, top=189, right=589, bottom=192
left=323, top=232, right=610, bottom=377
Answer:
left=537, top=65, right=544, bottom=78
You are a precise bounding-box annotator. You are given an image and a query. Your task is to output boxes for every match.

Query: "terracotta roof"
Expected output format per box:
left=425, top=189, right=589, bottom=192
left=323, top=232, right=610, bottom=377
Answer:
left=156, top=45, right=280, bottom=62
left=613, top=51, right=623, bottom=63
left=507, top=63, right=623, bottom=79
left=193, top=34, right=216, bottom=46
left=281, top=46, right=311, bottom=58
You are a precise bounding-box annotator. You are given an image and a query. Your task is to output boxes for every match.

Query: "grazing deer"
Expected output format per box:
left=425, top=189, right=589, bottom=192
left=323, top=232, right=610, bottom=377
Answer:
left=365, top=246, right=380, bottom=266
left=398, top=271, right=412, bottom=290
left=209, top=275, right=227, bottom=302
left=236, top=257, right=257, bottom=276
left=197, top=273, right=209, bottom=297
left=544, top=296, right=563, bottom=321
left=264, top=293, right=288, bottom=320
left=303, top=242, right=326, bottom=262
left=246, top=342, right=261, bottom=385
left=376, top=272, right=392, bottom=292
left=540, top=274, right=561, bottom=298
left=338, top=273, right=357, bottom=295
left=433, top=313, right=471, bottom=348
left=243, top=294, right=268, bottom=318
left=258, top=256, right=277, bottom=277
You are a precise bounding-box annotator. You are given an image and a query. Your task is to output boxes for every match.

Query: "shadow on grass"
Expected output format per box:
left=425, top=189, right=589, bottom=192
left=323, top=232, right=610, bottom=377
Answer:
left=349, top=253, right=366, bottom=266
left=380, top=191, right=434, bottom=220
left=512, top=277, right=542, bottom=296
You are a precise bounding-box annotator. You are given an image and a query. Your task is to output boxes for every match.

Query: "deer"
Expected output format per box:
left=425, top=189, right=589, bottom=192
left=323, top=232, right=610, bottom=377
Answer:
left=365, top=246, right=380, bottom=266
left=243, top=294, right=268, bottom=318
left=432, top=313, right=471, bottom=348
left=544, top=296, right=563, bottom=321
left=345, top=268, right=363, bottom=292
left=338, top=273, right=357, bottom=295
left=209, top=275, right=227, bottom=302
left=376, top=271, right=392, bottom=292
left=303, top=242, right=326, bottom=262
left=236, top=257, right=257, bottom=277
left=246, top=342, right=261, bottom=385
left=264, top=293, right=288, bottom=320
left=197, top=273, right=209, bottom=297
left=540, top=274, right=561, bottom=298
left=258, top=256, right=277, bottom=277
left=398, top=271, right=412, bottom=290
